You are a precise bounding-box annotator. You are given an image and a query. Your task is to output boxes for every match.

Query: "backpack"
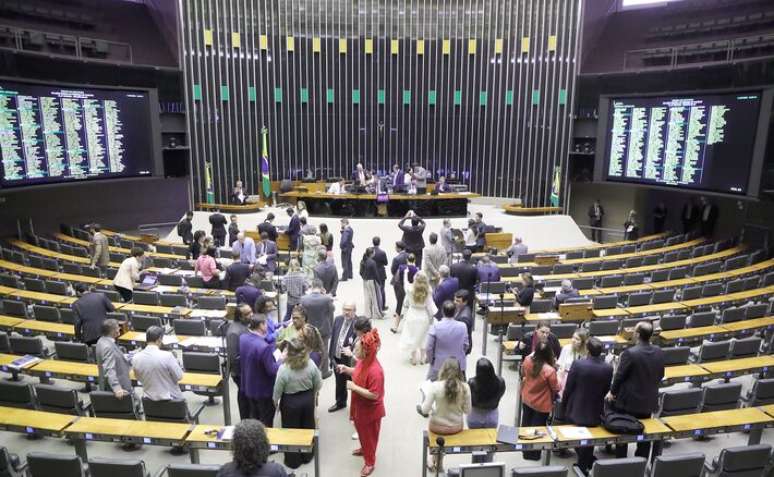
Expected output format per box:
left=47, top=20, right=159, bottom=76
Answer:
left=601, top=404, right=645, bottom=435
left=177, top=220, right=188, bottom=238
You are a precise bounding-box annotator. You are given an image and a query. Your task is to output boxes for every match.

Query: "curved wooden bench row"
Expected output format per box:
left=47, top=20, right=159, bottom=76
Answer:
left=503, top=203, right=562, bottom=215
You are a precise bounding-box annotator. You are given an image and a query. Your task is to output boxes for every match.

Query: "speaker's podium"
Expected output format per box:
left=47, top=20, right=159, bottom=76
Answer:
left=558, top=302, right=593, bottom=322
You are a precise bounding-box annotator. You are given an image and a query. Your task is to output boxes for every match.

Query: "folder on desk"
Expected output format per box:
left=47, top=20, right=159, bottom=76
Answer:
left=217, top=426, right=235, bottom=441
left=496, top=425, right=519, bottom=445
left=9, top=355, right=41, bottom=370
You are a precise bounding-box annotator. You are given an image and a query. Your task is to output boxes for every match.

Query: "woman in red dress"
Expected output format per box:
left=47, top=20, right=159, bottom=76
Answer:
left=336, top=328, right=384, bottom=477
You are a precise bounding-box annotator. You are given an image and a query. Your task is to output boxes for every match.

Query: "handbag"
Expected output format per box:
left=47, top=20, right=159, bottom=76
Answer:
left=601, top=402, right=644, bottom=435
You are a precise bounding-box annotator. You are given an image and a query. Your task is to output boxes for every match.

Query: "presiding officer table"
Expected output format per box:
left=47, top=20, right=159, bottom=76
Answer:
left=280, top=190, right=480, bottom=217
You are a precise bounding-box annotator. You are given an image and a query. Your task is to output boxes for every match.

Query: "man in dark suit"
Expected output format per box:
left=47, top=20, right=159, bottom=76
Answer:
left=313, top=250, right=339, bottom=296
left=453, top=290, right=474, bottom=354
left=224, top=251, right=252, bottom=291
left=681, top=198, right=699, bottom=234
left=473, top=212, right=487, bottom=251
left=209, top=209, right=228, bottom=247
left=255, top=232, right=278, bottom=274
left=562, top=337, right=614, bottom=474
left=327, top=301, right=358, bottom=412
left=398, top=212, right=426, bottom=268
left=390, top=241, right=409, bottom=314
left=450, top=249, right=478, bottom=309
left=587, top=200, right=604, bottom=242
left=258, top=213, right=278, bottom=242
left=177, top=212, right=194, bottom=245
left=391, top=163, right=405, bottom=192
left=432, top=265, right=459, bottom=319
left=284, top=208, right=301, bottom=252
left=371, top=236, right=389, bottom=310
left=300, top=280, right=335, bottom=377
left=518, top=321, right=562, bottom=360
left=339, top=219, right=354, bottom=281
left=73, top=284, right=115, bottom=345
left=608, top=321, right=664, bottom=459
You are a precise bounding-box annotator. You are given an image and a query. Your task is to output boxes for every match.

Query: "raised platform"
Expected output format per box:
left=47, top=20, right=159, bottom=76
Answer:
left=503, top=203, right=562, bottom=216
left=195, top=202, right=262, bottom=213
left=279, top=191, right=480, bottom=218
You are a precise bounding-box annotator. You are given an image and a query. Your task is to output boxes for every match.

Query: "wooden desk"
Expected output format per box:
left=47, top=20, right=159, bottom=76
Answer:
left=14, top=319, right=74, bottom=339
left=761, top=404, right=774, bottom=418
left=116, top=303, right=191, bottom=317
left=661, top=408, right=774, bottom=443
left=659, top=325, right=729, bottom=344
left=10, top=239, right=120, bottom=267
left=9, top=289, right=73, bottom=305
left=196, top=202, right=262, bottom=213
left=597, top=284, right=654, bottom=295
left=0, top=406, right=78, bottom=435
left=187, top=425, right=319, bottom=476
left=681, top=286, right=774, bottom=309
left=0, top=315, right=25, bottom=330
left=54, top=233, right=185, bottom=259
left=700, top=355, right=774, bottom=379
left=503, top=205, right=563, bottom=216
left=592, top=308, right=630, bottom=319
left=27, top=359, right=99, bottom=382
left=64, top=416, right=191, bottom=444
left=624, top=302, right=688, bottom=316
left=720, top=316, right=774, bottom=334
left=119, top=331, right=182, bottom=347
left=531, top=233, right=668, bottom=255
left=524, top=312, right=562, bottom=322
left=662, top=364, right=711, bottom=385
left=52, top=272, right=106, bottom=285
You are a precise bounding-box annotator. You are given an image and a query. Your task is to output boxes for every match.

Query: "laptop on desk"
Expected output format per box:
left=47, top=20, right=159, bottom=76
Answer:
left=135, top=274, right=159, bottom=291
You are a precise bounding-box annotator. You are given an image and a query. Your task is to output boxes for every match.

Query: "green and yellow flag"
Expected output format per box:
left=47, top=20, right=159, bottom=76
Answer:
left=205, top=161, right=214, bottom=204
left=261, top=126, right=271, bottom=198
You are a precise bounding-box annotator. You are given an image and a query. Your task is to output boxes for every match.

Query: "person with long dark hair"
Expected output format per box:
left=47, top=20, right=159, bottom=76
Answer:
left=272, top=338, right=322, bottom=469
left=216, top=419, right=288, bottom=477
left=468, top=357, right=506, bottom=429
left=520, top=342, right=560, bottom=460
left=336, top=329, right=385, bottom=477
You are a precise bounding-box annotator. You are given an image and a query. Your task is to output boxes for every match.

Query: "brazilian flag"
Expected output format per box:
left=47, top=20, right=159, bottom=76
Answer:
left=261, top=126, right=271, bottom=198
left=550, top=166, right=561, bottom=207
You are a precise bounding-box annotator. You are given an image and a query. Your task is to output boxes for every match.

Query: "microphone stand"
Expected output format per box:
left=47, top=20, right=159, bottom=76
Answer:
left=435, top=436, right=445, bottom=477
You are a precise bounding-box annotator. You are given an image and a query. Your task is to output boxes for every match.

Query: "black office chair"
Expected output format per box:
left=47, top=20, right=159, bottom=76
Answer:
left=687, top=311, right=716, bottom=328
left=182, top=352, right=222, bottom=404
left=627, top=292, right=652, bottom=307
left=550, top=323, right=578, bottom=340
left=158, top=274, right=184, bottom=286
left=59, top=308, right=76, bottom=324
left=650, top=270, right=670, bottom=282
left=23, top=278, right=46, bottom=293
left=89, top=391, right=140, bottom=420
left=579, top=457, right=646, bottom=477
left=0, top=332, right=9, bottom=353
left=0, top=274, right=19, bottom=288
left=2, top=299, right=28, bottom=318
left=195, top=296, right=226, bottom=310
left=130, top=315, right=163, bottom=332
left=0, top=446, right=24, bottom=477
left=623, top=273, right=646, bottom=286
left=32, top=305, right=60, bottom=323
left=132, top=291, right=159, bottom=306
left=658, top=388, right=702, bottom=417
left=719, top=307, right=745, bottom=324
left=88, top=458, right=150, bottom=477
left=528, top=299, right=553, bottom=313
left=160, top=293, right=188, bottom=307
left=53, top=341, right=90, bottom=362
left=173, top=319, right=207, bottom=336
left=164, top=463, right=221, bottom=477
left=701, top=383, right=742, bottom=412
left=744, top=303, right=768, bottom=319
left=0, top=381, right=36, bottom=409
left=141, top=397, right=205, bottom=424
left=662, top=346, right=691, bottom=366
left=44, top=280, right=69, bottom=295
left=730, top=337, right=761, bottom=359
left=744, top=378, right=774, bottom=406
left=34, top=384, right=88, bottom=415
left=26, top=452, right=85, bottom=477
left=9, top=336, right=49, bottom=357
left=707, top=444, right=772, bottom=477
left=591, top=295, right=618, bottom=310
left=651, top=452, right=704, bottom=477
left=651, top=289, right=675, bottom=304
left=588, top=320, right=619, bottom=337
left=695, top=340, right=731, bottom=363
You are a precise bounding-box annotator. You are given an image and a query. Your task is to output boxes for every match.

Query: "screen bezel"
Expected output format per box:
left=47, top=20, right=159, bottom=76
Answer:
left=0, top=76, right=163, bottom=191
left=593, top=87, right=773, bottom=198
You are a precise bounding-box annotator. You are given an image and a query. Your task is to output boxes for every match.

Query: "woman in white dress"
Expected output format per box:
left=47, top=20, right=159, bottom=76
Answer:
left=301, top=226, right=321, bottom=279
left=399, top=271, right=437, bottom=365
left=556, top=328, right=588, bottom=395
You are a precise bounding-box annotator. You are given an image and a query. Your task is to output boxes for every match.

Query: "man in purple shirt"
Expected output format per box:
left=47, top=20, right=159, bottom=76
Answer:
left=239, top=315, right=281, bottom=427
left=476, top=254, right=501, bottom=284
left=426, top=301, right=469, bottom=381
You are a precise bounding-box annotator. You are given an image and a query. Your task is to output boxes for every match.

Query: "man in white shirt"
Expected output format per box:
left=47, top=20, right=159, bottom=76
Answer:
left=328, top=179, right=346, bottom=195
left=231, top=232, right=256, bottom=266
left=131, top=326, right=184, bottom=401
left=507, top=237, right=529, bottom=264
left=112, top=247, right=145, bottom=302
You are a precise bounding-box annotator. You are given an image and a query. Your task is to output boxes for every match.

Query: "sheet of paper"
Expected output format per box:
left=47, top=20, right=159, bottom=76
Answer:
left=558, top=427, right=592, bottom=440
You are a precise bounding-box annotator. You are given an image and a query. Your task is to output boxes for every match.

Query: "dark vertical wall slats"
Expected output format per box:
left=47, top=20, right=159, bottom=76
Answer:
left=180, top=0, right=580, bottom=205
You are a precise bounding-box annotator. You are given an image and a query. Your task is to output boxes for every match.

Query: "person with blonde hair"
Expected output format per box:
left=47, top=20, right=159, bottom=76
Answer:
left=399, top=271, right=437, bottom=365
left=272, top=337, right=321, bottom=469
left=557, top=328, right=589, bottom=391
left=417, top=357, right=471, bottom=473
left=299, top=323, right=326, bottom=369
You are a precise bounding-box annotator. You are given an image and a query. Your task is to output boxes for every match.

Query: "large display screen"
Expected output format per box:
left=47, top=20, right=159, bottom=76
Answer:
left=0, top=79, right=154, bottom=188
left=602, top=91, right=762, bottom=195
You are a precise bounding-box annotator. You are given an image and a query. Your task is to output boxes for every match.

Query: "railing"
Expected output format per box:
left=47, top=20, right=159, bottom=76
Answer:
left=577, top=225, right=626, bottom=243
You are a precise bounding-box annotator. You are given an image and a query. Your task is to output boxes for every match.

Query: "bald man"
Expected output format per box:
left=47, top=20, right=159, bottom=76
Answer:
left=328, top=301, right=359, bottom=412
left=232, top=232, right=256, bottom=266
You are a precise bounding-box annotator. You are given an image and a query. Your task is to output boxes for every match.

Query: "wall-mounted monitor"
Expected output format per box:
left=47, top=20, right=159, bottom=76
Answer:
left=0, top=78, right=159, bottom=189
left=594, top=89, right=772, bottom=197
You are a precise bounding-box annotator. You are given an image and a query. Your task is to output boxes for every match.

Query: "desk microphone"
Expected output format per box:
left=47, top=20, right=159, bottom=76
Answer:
left=435, top=437, right=445, bottom=477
